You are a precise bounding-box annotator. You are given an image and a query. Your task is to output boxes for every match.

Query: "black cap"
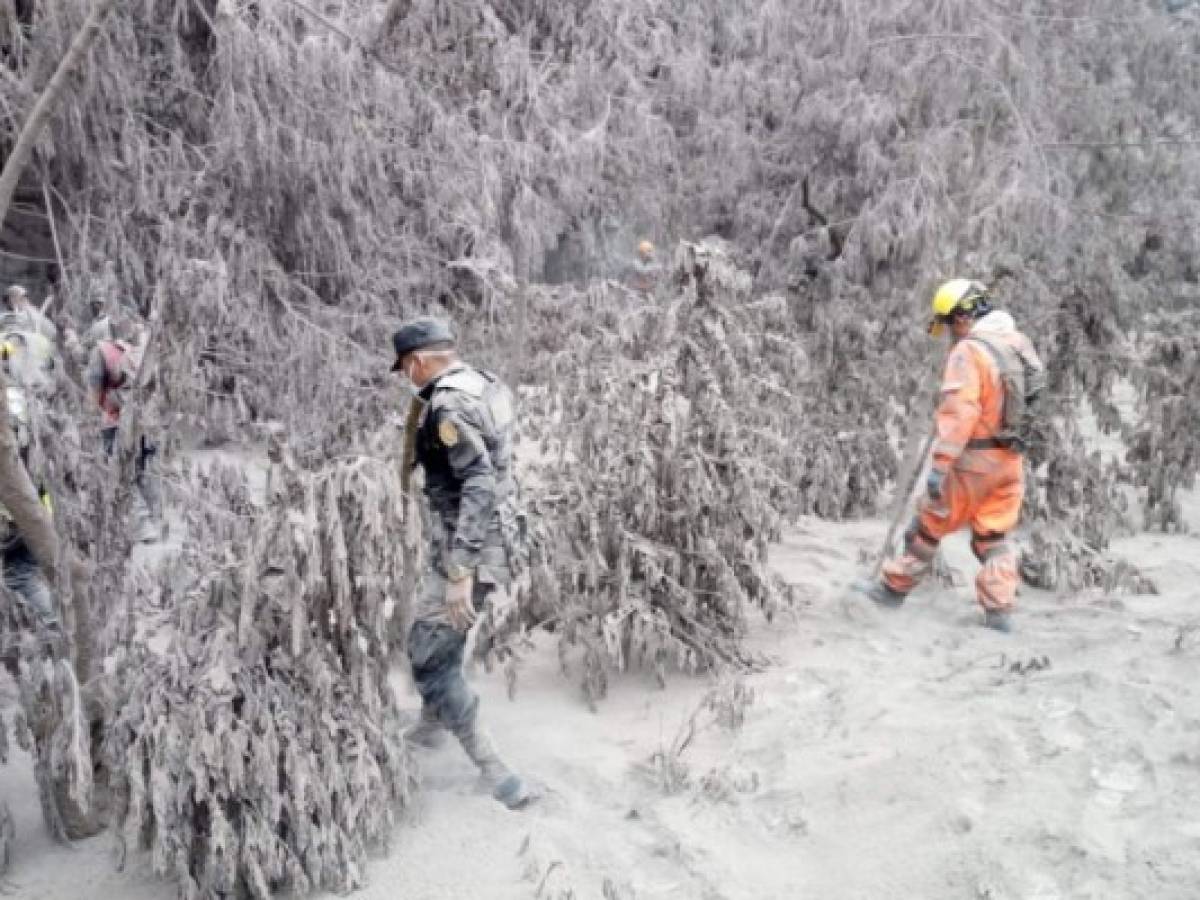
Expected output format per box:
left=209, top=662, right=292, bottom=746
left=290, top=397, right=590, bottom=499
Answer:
left=391, top=316, right=456, bottom=371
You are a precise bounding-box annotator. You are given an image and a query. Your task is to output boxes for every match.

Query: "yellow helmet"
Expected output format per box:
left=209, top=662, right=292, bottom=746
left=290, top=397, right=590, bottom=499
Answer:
left=637, top=239, right=655, bottom=260
left=929, top=278, right=989, bottom=335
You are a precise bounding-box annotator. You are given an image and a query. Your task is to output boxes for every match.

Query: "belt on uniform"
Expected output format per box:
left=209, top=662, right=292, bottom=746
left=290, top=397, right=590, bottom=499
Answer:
left=966, top=437, right=1015, bottom=450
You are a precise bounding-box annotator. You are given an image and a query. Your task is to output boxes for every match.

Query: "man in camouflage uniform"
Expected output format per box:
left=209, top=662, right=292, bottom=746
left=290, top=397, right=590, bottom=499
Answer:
left=392, top=316, right=531, bottom=810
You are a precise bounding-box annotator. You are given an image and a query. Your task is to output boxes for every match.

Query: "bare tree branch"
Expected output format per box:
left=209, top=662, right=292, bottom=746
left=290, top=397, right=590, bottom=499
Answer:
left=0, top=0, right=119, bottom=236
left=1040, top=138, right=1200, bottom=149
left=375, top=0, right=414, bottom=50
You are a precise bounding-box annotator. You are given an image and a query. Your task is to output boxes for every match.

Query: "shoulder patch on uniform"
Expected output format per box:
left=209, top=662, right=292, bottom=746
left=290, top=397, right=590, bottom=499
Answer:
left=438, top=418, right=460, bottom=447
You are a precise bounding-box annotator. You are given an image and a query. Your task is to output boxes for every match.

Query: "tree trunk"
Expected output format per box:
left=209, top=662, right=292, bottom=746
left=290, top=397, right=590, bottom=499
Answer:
left=0, top=371, right=57, bottom=579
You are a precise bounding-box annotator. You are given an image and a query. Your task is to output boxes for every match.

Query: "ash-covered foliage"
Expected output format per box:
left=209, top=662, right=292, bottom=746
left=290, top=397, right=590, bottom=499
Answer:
left=0, top=361, right=139, bottom=843
left=1015, top=277, right=1145, bottom=592
left=1127, top=327, right=1200, bottom=532
left=0, top=0, right=1198, bottom=891
left=513, top=245, right=795, bottom=703
left=10, top=0, right=1198, bottom=440
left=102, top=450, right=414, bottom=898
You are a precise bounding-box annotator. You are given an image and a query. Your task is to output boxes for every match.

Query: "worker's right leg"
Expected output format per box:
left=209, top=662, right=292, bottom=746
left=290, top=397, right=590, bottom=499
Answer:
left=970, top=531, right=1019, bottom=632
left=879, top=470, right=975, bottom=600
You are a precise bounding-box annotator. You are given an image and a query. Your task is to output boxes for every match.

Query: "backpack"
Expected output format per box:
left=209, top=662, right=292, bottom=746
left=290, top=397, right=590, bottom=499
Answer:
left=0, top=329, right=56, bottom=398
left=967, top=334, right=1047, bottom=453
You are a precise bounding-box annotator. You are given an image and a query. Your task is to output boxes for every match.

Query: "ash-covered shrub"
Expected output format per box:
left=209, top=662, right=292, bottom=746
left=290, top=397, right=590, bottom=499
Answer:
left=103, top=450, right=414, bottom=898
left=510, top=245, right=796, bottom=704
left=1127, top=331, right=1200, bottom=532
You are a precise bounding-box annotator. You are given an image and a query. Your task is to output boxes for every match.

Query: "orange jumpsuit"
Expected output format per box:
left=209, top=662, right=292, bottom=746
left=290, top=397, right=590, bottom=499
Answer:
left=882, top=320, right=1042, bottom=611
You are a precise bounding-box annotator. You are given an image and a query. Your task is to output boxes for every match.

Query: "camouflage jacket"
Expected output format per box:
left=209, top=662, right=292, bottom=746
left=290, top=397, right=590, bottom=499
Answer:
left=414, top=363, right=520, bottom=579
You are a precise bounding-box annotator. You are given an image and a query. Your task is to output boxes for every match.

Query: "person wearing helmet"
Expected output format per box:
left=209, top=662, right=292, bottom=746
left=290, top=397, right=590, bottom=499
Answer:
left=65, top=299, right=121, bottom=369
left=83, top=297, right=115, bottom=347
left=856, top=279, right=1045, bottom=632
left=85, top=314, right=146, bottom=450
left=629, top=239, right=663, bottom=292
left=0, top=338, right=62, bottom=649
left=391, top=315, right=533, bottom=810
left=2, top=285, right=58, bottom=343
left=85, top=315, right=162, bottom=543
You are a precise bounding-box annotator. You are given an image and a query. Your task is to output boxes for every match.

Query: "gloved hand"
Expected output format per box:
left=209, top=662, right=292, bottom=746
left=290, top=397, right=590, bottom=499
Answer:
left=445, top=575, right=477, bottom=632
left=926, top=469, right=946, bottom=501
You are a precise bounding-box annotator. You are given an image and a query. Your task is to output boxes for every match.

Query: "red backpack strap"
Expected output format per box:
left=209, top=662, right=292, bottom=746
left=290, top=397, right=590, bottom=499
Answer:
left=99, top=341, right=127, bottom=388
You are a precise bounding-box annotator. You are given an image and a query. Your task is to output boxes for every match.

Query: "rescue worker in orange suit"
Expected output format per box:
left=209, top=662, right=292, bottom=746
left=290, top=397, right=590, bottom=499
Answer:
left=857, top=279, right=1045, bottom=633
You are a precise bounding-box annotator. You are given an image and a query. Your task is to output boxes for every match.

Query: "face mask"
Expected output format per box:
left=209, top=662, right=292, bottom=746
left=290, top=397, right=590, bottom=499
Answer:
left=396, top=356, right=419, bottom=394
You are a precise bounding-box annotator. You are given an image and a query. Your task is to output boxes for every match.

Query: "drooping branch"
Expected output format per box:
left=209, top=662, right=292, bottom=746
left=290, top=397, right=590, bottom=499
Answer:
left=799, top=176, right=844, bottom=262
left=375, top=0, right=414, bottom=50
left=0, top=0, right=119, bottom=235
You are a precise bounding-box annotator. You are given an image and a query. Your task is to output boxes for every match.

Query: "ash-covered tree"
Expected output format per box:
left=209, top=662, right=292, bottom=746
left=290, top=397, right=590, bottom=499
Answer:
left=501, top=244, right=797, bottom=705
left=102, top=445, right=414, bottom=898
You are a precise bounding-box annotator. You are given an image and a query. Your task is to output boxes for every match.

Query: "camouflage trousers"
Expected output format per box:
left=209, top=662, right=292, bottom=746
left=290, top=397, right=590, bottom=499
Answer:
left=407, top=573, right=505, bottom=733
left=2, top=535, right=58, bottom=632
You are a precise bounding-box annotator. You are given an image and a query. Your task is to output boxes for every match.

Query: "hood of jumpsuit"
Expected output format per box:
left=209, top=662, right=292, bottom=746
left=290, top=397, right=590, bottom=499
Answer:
left=970, top=309, right=1017, bottom=337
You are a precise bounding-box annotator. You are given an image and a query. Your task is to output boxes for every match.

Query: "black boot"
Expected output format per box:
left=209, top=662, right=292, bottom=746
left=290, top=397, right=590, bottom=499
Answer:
left=852, top=578, right=906, bottom=610
left=983, top=610, right=1013, bottom=633
left=454, top=722, right=534, bottom=810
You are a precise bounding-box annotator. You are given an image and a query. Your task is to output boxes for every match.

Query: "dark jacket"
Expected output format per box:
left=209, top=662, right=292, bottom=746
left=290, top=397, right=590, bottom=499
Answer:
left=415, top=363, right=519, bottom=578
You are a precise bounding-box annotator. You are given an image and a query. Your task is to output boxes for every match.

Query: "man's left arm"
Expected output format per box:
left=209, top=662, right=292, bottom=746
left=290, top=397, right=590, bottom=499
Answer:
left=438, top=400, right=497, bottom=577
